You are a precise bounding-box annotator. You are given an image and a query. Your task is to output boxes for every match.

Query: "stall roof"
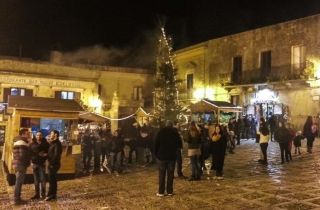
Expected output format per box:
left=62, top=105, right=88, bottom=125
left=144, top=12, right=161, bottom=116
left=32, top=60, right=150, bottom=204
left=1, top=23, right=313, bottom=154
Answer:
left=7, top=96, right=84, bottom=113
left=79, top=112, right=109, bottom=123
left=189, top=99, right=242, bottom=113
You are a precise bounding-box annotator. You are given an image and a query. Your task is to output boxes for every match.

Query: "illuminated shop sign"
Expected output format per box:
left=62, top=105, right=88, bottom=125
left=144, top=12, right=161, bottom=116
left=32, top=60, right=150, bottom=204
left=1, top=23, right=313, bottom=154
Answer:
left=251, top=89, right=279, bottom=103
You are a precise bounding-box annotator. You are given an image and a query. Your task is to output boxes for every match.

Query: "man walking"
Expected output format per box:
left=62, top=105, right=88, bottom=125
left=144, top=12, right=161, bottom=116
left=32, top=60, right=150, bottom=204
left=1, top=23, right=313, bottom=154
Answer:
left=13, top=128, right=31, bottom=205
left=154, top=120, right=182, bottom=196
left=45, top=130, right=62, bottom=201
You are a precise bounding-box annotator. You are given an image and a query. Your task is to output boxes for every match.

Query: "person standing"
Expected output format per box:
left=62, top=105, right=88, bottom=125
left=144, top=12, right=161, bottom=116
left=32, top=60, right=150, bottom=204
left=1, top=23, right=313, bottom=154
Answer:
left=109, top=129, right=125, bottom=175
left=257, top=118, right=269, bottom=165
left=93, top=130, right=102, bottom=173
left=303, top=116, right=318, bottom=153
left=173, top=121, right=185, bottom=178
left=45, top=130, right=62, bottom=201
left=154, top=120, right=182, bottom=196
left=13, top=128, right=31, bottom=205
left=211, top=124, right=227, bottom=179
left=186, top=122, right=202, bottom=181
left=30, top=131, right=49, bottom=199
left=268, top=114, right=277, bottom=142
left=82, top=129, right=93, bottom=173
left=294, top=131, right=303, bottom=155
left=275, top=122, right=290, bottom=164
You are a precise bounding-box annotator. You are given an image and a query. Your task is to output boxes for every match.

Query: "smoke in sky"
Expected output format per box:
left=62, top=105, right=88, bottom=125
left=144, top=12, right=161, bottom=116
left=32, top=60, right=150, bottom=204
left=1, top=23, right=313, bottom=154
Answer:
left=52, top=29, right=159, bottom=70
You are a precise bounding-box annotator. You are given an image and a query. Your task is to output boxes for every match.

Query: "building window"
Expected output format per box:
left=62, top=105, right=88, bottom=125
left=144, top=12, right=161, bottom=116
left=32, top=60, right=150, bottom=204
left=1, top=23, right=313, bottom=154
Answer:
left=61, top=91, right=74, bottom=100
left=186, top=74, right=193, bottom=99
left=232, top=56, right=242, bottom=83
left=55, top=91, right=80, bottom=100
left=10, top=88, right=25, bottom=96
left=260, top=50, right=272, bottom=79
left=3, top=88, right=33, bottom=102
left=133, top=87, right=142, bottom=100
left=291, top=45, right=306, bottom=70
left=187, top=74, right=193, bottom=89
left=231, top=95, right=240, bottom=106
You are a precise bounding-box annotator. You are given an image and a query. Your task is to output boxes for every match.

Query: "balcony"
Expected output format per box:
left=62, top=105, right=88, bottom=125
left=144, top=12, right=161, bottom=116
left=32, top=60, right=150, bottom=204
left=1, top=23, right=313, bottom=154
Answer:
left=226, top=63, right=309, bottom=85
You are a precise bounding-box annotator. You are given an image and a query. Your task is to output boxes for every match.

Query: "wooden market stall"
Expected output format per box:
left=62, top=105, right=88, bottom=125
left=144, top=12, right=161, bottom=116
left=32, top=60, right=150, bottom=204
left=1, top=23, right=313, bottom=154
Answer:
left=189, top=99, right=242, bottom=124
left=3, top=95, right=84, bottom=185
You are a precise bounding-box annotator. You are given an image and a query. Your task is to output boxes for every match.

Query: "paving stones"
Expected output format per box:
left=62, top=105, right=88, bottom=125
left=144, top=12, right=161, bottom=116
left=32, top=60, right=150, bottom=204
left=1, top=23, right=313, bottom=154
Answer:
left=2, top=139, right=320, bottom=209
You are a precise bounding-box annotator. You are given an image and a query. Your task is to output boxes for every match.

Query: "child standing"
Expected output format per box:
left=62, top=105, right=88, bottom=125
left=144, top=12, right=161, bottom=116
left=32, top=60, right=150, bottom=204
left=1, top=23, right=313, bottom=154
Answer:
left=293, top=131, right=304, bottom=155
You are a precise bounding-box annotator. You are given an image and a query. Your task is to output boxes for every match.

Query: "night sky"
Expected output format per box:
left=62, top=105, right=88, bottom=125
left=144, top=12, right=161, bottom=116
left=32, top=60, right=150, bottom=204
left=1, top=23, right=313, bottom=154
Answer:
left=0, top=0, right=320, bottom=67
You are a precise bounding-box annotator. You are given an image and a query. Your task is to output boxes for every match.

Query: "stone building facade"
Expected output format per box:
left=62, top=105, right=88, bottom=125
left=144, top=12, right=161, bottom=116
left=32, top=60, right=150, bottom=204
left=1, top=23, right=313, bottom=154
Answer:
left=175, top=14, right=320, bottom=128
left=0, top=57, right=154, bottom=131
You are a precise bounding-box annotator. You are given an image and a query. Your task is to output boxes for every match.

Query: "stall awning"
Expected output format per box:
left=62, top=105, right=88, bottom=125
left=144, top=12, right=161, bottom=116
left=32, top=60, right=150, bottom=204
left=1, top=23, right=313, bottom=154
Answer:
left=79, top=112, right=109, bottom=123
left=7, top=96, right=84, bottom=113
left=189, top=99, right=242, bottom=113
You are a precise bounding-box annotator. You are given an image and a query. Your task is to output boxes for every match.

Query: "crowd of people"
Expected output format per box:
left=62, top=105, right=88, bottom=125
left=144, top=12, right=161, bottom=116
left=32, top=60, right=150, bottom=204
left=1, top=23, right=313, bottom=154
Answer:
left=11, top=114, right=319, bottom=203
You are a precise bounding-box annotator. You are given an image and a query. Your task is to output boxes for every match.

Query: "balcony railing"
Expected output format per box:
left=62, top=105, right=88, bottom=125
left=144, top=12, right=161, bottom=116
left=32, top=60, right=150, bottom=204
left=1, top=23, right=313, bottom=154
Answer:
left=226, top=63, right=308, bottom=85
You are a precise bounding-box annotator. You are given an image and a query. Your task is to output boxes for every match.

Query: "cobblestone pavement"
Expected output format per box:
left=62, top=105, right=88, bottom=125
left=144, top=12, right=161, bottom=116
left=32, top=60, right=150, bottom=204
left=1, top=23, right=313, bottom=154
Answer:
left=2, top=139, right=320, bottom=209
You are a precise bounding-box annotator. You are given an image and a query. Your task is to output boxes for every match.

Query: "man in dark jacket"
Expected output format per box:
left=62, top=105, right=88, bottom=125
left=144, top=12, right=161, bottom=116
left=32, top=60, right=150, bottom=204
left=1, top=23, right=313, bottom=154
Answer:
left=13, top=128, right=31, bottom=205
left=45, top=130, right=62, bottom=201
left=154, top=120, right=182, bottom=196
left=274, top=122, right=291, bottom=164
left=30, top=131, right=49, bottom=199
left=82, top=129, right=93, bottom=173
left=109, top=129, right=125, bottom=174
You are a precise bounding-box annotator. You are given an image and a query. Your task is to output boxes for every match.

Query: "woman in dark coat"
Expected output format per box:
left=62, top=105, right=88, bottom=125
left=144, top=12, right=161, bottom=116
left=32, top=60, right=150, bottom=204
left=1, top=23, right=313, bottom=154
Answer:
left=211, top=124, right=227, bottom=179
left=303, top=116, right=318, bottom=153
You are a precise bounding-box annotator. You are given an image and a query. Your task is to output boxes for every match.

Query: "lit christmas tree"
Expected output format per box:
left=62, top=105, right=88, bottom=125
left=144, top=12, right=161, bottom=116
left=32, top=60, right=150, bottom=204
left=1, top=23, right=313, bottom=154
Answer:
left=153, top=27, right=182, bottom=124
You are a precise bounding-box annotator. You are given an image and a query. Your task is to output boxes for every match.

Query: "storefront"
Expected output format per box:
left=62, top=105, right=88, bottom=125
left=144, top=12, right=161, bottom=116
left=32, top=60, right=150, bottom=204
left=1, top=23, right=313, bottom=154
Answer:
left=189, top=99, right=242, bottom=124
left=244, top=88, right=289, bottom=121
left=3, top=95, right=83, bottom=185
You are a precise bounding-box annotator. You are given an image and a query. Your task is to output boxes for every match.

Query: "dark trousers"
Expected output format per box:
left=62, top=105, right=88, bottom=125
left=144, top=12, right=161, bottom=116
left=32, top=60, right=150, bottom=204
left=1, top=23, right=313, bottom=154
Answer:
left=236, top=134, right=240, bottom=145
left=279, top=142, right=289, bottom=163
left=214, top=153, right=225, bottom=176
left=270, top=130, right=275, bottom=141
left=158, top=160, right=175, bottom=194
left=307, top=137, right=315, bottom=152
left=260, top=143, right=268, bottom=162
left=128, top=146, right=137, bottom=163
left=47, top=165, right=59, bottom=197
left=83, top=151, right=92, bottom=170
left=176, top=149, right=183, bottom=176
left=110, top=152, right=122, bottom=173
left=190, top=155, right=201, bottom=179
left=33, top=164, right=46, bottom=197
left=14, top=166, right=27, bottom=201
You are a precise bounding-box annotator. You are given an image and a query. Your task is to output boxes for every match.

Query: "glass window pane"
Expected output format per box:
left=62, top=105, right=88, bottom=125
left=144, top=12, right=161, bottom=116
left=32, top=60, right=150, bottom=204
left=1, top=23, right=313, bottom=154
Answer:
left=20, top=89, right=25, bottom=96
left=10, top=88, right=18, bottom=96
left=67, top=92, right=74, bottom=99
left=61, top=91, right=68, bottom=99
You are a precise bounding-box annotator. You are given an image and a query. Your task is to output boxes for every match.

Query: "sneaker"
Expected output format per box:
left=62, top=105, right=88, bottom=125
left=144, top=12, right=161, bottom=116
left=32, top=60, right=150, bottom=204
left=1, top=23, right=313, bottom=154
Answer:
left=156, top=193, right=165, bottom=197
left=44, top=195, right=56, bottom=201
left=217, top=176, right=224, bottom=180
left=167, top=193, right=174, bottom=196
